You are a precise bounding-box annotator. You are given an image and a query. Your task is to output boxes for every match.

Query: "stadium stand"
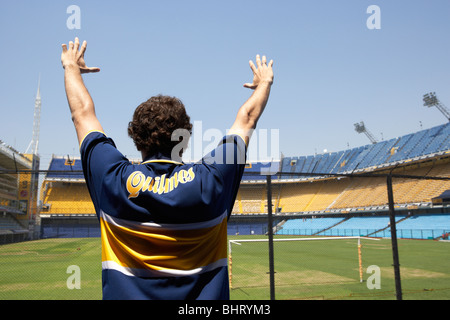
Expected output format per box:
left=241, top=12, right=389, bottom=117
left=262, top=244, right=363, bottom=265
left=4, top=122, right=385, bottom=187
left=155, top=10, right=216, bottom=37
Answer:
left=317, top=216, right=403, bottom=237
left=277, top=214, right=450, bottom=239
left=40, top=156, right=94, bottom=216
left=42, top=182, right=94, bottom=215
left=0, top=213, right=25, bottom=232
left=228, top=221, right=267, bottom=235
left=39, top=122, right=450, bottom=240
left=45, top=156, right=84, bottom=180
left=279, top=122, right=450, bottom=177
left=237, top=185, right=266, bottom=214
left=276, top=217, right=345, bottom=236
left=373, top=214, right=450, bottom=239
left=0, top=140, right=35, bottom=244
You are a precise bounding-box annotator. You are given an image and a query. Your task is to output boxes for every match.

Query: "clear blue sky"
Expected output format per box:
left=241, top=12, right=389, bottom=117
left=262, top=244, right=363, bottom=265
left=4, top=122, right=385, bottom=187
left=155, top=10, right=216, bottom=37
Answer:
left=1, top=1, right=449, bottom=167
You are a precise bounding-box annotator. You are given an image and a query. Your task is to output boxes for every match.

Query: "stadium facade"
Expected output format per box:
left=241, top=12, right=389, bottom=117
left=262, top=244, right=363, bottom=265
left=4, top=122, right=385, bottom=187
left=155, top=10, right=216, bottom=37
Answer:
left=35, top=122, right=450, bottom=241
left=0, top=140, right=40, bottom=244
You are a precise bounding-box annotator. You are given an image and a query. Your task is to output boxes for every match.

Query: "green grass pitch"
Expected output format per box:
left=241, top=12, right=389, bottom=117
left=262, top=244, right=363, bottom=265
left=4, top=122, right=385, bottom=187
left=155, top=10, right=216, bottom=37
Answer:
left=0, top=236, right=449, bottom=300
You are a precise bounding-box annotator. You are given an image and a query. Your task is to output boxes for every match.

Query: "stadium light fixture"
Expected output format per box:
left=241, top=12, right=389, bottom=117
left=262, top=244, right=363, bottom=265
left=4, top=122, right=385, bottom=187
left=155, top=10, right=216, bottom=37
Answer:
left=423, top=92, right=450, bottom=122
left=354, top=121, right=378, bottom=144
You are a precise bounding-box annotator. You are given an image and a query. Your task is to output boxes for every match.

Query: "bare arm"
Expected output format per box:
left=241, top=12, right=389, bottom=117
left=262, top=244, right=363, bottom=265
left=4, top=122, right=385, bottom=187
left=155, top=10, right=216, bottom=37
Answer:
left=229, top=54, right=274, bottom=145
left=61, top=37, right=102, bottom=145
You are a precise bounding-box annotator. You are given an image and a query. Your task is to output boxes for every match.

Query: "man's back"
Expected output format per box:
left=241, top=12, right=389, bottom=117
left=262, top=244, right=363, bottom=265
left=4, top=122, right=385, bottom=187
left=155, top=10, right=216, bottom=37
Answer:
left=81, top=131, right=246, bottom=300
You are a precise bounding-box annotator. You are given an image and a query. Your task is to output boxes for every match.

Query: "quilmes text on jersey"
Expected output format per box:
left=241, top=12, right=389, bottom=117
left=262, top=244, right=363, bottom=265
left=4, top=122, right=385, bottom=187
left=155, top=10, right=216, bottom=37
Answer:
left=126, top=168, right=195, bottom=198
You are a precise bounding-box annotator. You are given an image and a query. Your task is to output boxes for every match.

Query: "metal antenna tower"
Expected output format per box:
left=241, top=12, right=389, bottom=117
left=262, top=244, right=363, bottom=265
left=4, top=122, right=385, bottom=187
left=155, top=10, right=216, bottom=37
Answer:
left=423, top=92, right=450, bottom=121
left=26, top=76, right=42, bottom=155
left=354, top=121, right=378, bottom=144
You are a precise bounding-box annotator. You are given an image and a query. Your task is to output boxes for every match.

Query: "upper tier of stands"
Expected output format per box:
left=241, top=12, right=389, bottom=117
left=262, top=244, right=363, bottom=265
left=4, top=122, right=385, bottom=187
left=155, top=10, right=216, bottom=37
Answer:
left=280, top=122, right=450, bottom=179
left=46, top=157, right=84, bottom=180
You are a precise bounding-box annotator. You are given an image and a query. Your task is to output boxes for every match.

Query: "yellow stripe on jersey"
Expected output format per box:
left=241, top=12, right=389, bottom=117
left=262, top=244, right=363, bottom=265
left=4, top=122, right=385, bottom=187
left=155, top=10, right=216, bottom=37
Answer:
left=79, top=130, right=106, bottom=149
left=100, top=211, right=228, bottom=277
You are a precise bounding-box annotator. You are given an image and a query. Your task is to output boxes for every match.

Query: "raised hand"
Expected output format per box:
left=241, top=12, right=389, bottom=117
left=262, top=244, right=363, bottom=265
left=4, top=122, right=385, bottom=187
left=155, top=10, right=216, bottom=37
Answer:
left=61, top=37, right=100, bottom=74
left=243, top=54, right=274, bottom=90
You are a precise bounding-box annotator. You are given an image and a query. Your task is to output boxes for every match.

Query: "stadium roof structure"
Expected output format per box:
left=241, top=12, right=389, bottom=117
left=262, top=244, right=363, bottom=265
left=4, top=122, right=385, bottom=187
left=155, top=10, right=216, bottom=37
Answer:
left=0, top=140, right=32, bottom=172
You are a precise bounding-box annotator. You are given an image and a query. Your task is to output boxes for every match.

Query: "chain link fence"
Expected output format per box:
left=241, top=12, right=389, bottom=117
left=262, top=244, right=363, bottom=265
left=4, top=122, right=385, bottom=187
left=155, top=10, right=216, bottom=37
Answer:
left=1, top=160, right=450, bottom=300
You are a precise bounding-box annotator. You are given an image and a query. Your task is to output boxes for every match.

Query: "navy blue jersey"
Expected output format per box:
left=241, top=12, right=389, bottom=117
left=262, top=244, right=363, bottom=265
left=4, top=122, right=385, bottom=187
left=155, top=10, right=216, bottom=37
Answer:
left=80, top=131, right=246, bottom=300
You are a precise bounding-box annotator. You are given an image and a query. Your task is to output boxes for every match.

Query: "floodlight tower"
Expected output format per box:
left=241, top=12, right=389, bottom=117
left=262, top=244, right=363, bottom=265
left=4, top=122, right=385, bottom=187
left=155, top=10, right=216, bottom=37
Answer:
left=423, top=92, right=450, bottom=122
left=26, top=77, right=42, bottom=155
left=24, top=76, right=42, bottom=240
left=354, top=121, right=378, bottom=144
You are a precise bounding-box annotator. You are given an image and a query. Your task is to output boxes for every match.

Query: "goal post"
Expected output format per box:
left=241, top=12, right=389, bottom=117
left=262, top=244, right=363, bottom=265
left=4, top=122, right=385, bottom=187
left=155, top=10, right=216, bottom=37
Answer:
left=228, top=236, right=380, bottom=289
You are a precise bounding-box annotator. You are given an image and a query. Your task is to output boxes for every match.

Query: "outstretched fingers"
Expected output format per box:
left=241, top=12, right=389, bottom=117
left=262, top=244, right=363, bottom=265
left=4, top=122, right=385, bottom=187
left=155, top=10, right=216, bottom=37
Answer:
left=79, top=40, right=87, bottom=57
left=262, top=55, right=267, bottom=65
left=249, top=60, right=257, bottom=73
left=255, top=54, right=262, bottom=68
left=74, top=37, right=80, bottom=52
left=261, top=56, right=273, bottom=69
left=62, top=38, right=84, bottom=54
left=252, top=55, right=273, bottom=70
left=243, top=54, right=274, bottom=89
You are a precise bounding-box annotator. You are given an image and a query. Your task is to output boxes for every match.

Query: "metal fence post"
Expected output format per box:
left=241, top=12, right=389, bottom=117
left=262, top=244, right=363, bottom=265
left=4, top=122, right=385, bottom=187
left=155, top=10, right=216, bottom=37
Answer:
left=266, top=175, right=275, bottom=300
left=387, top=174, right=403, bottom=300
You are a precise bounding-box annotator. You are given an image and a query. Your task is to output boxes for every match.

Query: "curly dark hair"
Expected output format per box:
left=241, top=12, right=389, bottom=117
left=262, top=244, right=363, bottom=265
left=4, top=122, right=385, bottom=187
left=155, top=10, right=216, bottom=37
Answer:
left=128, top=95, right=193, bottom=158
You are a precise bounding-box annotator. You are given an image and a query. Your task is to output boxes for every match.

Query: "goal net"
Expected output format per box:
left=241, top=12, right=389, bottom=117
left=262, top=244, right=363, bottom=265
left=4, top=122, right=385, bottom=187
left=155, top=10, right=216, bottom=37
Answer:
left=228, top=236, right=380, bottom=299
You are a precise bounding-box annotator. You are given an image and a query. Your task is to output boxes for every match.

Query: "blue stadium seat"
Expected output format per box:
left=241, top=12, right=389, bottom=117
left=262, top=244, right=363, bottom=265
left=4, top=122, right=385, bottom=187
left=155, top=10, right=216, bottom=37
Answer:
left=281, top=122, right=450, bottom=176
left=319, top=216, right=402, bottom=236
left=392, top=214, right=450, bottom=239
left=46, top=157, right=84, bottom=180
left=228, top=222, right=267, bottom=235
left=275, top=215, right=450, bottom=239
left=276, top=217, right=344, bottom=235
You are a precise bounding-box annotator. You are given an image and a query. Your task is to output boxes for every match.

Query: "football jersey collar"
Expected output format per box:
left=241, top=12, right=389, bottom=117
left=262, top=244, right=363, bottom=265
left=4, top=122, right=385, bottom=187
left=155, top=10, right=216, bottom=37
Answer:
left=141, top=153, right=184, bottom=166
